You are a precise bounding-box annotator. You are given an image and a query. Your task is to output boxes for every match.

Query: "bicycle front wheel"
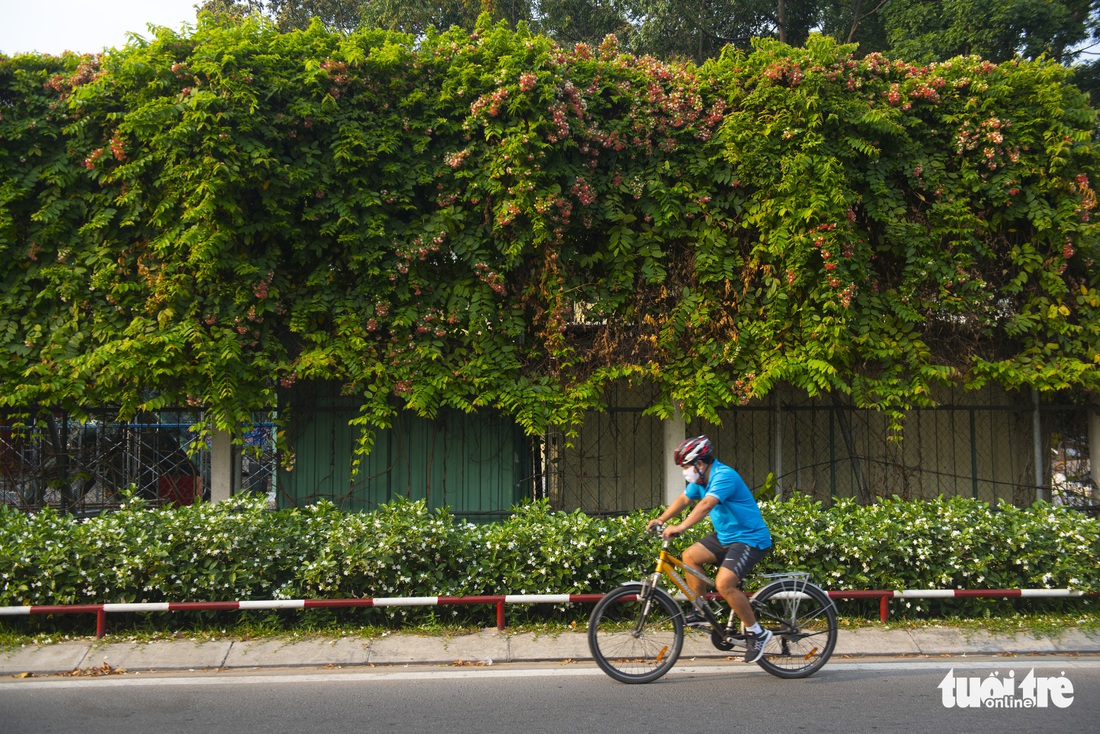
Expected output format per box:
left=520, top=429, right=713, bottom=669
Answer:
left=751, top=579, right=838, bottom=679
left=587, top=584, right=684, bottom=683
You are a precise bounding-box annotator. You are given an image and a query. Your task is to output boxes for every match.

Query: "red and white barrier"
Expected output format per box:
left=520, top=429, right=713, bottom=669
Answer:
left=829, top=588, right=1095, bottom=622
left=0, top=594, right=605, bottom=638
left=0, top=589, right=1094, bottom=636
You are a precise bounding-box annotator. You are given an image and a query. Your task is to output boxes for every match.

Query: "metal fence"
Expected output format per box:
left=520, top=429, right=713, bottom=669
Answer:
left=538, top=385, right=666, bottom=514
left=0, top=410, right=277, bottom=516
left=3, top=388, right=1094, bottom=518
left=540, top=386, right=1097, bottom=515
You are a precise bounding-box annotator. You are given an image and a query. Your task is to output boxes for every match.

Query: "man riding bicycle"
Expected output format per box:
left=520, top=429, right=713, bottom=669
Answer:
left=647, top=435, right=774, bottom=663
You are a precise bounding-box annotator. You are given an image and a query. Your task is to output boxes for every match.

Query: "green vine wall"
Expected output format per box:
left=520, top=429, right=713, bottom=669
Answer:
left=2, top=16, right=1098, bottom=450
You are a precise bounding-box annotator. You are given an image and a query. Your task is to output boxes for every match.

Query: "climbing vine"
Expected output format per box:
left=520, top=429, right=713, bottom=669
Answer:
left=1, top=16, right=1097, bottom=449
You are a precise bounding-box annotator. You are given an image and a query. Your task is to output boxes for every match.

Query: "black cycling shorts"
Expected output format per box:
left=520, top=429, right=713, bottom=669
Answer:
left=697, top=534, right=771, bottom=581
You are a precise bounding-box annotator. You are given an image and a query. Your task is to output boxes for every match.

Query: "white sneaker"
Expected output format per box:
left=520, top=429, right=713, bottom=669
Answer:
left=744, top=628, right=773, bottom=663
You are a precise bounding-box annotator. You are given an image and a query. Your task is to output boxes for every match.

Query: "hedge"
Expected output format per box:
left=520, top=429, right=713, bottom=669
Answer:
left=0, top=494, right=1096, bottom=628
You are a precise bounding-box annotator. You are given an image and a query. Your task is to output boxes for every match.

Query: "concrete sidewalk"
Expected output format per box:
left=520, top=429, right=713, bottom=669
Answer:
left=3, top=627, right=1100, bottom=676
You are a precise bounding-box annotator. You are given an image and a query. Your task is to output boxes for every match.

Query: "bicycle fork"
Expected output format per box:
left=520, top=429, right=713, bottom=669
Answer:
left=634, top=573, right=663, bottom=635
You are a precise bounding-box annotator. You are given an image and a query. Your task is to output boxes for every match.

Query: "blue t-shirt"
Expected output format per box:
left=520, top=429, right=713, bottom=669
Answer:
left=685, top=460, right=772, bottom=549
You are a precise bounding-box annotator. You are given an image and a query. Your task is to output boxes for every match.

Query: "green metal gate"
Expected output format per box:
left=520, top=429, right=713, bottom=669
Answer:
left=277, top=383, right=531, bottom=519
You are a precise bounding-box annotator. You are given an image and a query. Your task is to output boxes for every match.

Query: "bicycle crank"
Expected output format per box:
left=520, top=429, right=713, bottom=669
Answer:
left=710, top=629, right=737, bottom=651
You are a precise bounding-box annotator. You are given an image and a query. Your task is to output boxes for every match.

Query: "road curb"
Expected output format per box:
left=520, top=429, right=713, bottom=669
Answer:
left=3, top=628, right=1099, bottom=676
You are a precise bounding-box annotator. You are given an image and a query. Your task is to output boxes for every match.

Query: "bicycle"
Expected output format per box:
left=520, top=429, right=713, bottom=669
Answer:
left=587, top=525, right=838, bottom=683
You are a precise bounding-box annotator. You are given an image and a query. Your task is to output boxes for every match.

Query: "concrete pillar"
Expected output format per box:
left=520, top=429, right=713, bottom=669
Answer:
left=209, top=428, right=240, bottom=502
left=662, top=406, right=686, bottom=505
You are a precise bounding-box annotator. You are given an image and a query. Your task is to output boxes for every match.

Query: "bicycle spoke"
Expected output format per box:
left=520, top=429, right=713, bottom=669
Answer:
left=588, top=585, right=684, bottom=684
left=751, top=580, right=838, bottom=679
left=588, top=541, right=835, bottom=682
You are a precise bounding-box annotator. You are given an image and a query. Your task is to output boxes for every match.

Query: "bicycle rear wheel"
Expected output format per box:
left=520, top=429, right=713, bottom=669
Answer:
left=751, top=579, right=837, bottom=679
left=587, top=584, right=684, bottom=683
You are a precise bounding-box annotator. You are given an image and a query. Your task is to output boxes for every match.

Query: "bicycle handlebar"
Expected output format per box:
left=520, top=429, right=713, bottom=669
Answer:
left=647, top=522, right=677, bottom=546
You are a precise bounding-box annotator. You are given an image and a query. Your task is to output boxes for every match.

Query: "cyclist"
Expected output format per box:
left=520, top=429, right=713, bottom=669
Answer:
left=646, top=435, right=774, bottom=663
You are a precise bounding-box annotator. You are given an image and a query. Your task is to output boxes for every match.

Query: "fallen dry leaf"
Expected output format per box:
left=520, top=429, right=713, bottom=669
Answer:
left=59, top=663, right=127, bottom=677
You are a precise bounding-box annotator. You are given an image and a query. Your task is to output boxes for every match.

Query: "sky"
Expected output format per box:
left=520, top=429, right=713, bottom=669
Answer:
left=0, top=0, right=202, bottom=56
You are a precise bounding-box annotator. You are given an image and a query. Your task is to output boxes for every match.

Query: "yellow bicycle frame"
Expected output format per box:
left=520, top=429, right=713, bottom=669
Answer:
left=648, top=537, right=729, bottom=626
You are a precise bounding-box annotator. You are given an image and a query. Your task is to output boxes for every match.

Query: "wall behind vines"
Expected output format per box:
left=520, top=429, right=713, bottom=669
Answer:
left=2, top=16, right=1098, bottom=452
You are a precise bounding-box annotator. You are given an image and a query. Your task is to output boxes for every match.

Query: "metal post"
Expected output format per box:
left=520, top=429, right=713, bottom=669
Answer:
left=1089, top=396, right=1100, bottom=496
left=829, top=406, right=837, bottom=498
left=773, top=391, right=783, bottom=500
left=969, top=409, right=978, bottom=500
left=1033, top=389, right=1045, bottom=503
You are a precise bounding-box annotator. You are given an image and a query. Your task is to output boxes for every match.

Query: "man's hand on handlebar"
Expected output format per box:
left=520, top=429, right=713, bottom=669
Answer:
left=646, top=519, right=682, bottom=538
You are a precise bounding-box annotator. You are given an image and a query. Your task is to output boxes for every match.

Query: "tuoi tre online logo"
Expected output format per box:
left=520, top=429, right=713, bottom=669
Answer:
left=938, top=669, right=1074, bottom=709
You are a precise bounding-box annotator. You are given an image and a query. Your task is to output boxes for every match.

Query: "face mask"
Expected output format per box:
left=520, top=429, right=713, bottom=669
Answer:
left=682, top=466, right=701, bottom=484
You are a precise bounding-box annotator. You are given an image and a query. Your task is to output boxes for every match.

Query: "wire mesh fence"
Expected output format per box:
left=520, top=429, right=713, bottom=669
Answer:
left=538, top=386, right=666, bottom=515
left=3, top=387, right=1094, bottom=519
left=539, top=386, right=1097, bottom=516
left=1047, top=403, right=1096, bottom=511
left=0, top=410, right=277, bottom=516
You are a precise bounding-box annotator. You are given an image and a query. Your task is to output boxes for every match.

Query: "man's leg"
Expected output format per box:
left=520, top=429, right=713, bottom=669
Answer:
left=715, top=543, right=770, bottom=628
left=681, top=542, right=718, bottom=599
left=715, top=567, right=756, bottom=627
left=716, top=545, right=773, bottom=663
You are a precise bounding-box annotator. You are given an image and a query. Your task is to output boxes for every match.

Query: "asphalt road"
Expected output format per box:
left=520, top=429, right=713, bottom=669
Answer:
left=2, top=656, right=1097, bottom=734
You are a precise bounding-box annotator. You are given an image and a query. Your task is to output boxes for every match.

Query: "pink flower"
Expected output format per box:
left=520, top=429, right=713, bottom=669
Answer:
left=444, top=150, right=469, bottom=168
